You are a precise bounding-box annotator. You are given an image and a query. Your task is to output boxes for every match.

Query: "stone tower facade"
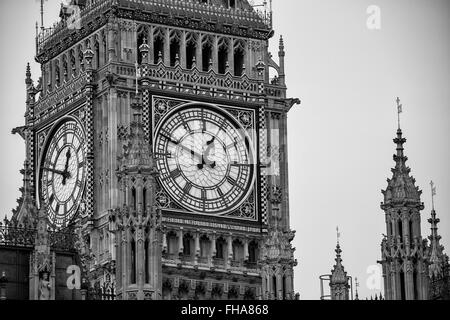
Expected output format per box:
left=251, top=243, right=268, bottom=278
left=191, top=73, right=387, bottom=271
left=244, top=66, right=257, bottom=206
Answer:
left=12, top=0, right=299, bottom=300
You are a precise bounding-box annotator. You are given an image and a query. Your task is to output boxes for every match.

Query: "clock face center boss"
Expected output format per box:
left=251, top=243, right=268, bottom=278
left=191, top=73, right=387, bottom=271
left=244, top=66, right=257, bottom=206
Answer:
left=154, top=104, right=256, bottom=215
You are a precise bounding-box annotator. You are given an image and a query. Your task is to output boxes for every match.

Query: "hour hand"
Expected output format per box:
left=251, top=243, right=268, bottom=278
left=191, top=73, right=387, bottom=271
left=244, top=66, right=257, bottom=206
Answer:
left=43, top=167, right=71, bottom=179
left=62, top=149, right=71, bottom=185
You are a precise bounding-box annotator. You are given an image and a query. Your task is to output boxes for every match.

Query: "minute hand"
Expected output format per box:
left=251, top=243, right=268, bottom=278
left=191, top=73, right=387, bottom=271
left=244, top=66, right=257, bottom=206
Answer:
left=43, top=167, right=69, bottom=177
left=178, top=143, right=203, bottom=161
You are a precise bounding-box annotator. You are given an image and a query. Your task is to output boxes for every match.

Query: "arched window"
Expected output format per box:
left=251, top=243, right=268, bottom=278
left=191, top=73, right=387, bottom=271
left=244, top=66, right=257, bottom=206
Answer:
left=398, top=219, right=403, bottom=239
left=137, top=31, right=146, bottom=64
left=248, top=241, right=259, bottom=263
left=183, top=233, right=193, bottom=256
left=144, top=238, right=149, bottom=283
left=413, top=269, right=418, bottom=300
left=95, top=39, right=100, bottom=68
left=55, top=60, right=61, bottom=87
left=228, top=286, right=239, bottom=299
left=162, top=279, right=172, bottom=300
left=179, top=281, right=190, bottom=300
left=202, top=38, right=213, bottom=71
left=200, top=235, right=210, bottom=258
left=211, top=286, right=222, bottom=300
left=186, top=33, right=197, bottom=69
left=130, top=237, right=136, bottom=284
left=234, top=46, right=245, bottom=76
left=244, top=288, right=255, bottom=300
left=153, top=29, right=165, bottom=63
left=143, top=187, right=147, bottom=211
left=272, top=275, right=277, bottom=298
left=400, top=268, right=406, bottom=300
left=131, top=187, right=137, bottom=211
left=195, top=283, right=206, bottom=300
left=232, top=239, right=244, bottom=262
left=218, top=39, right=229, bottom=74
left=167, top=231, right=178, bottom=255
left=170, top=31, right=181, bottom=66
left=215, top=237, right=226, bottom=259
left=409, top=219, right=413, bottom=242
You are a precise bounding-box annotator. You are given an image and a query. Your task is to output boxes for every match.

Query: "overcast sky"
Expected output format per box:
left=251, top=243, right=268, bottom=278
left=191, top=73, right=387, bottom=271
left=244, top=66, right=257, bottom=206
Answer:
left=0, top=0, right=449, bottom=300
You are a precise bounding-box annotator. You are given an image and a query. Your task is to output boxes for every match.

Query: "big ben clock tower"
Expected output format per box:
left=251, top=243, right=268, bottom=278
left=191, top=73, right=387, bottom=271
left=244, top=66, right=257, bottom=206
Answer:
left=14, top=0, right=299, bottom=300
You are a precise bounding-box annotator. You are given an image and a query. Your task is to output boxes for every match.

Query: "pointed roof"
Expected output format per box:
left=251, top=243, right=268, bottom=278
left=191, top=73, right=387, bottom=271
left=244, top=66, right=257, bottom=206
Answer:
left=381, top=129, right=423, bottom=209
left=119, top=99, right=154, bottom=172
left=330, top=242, right=348, bottom=285
left=428, top=208, right=446, bottom=279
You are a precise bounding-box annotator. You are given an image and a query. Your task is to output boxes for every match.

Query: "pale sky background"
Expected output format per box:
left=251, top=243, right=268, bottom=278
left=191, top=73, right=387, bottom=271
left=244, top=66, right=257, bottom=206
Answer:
left=0, top=0, right=449, bottom=300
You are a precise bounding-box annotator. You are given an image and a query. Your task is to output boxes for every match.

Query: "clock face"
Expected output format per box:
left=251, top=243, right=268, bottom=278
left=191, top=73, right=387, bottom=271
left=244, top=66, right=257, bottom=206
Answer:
left=154, top=105, right=256, bottom=215
left=39, top=119, right=87, bottom=229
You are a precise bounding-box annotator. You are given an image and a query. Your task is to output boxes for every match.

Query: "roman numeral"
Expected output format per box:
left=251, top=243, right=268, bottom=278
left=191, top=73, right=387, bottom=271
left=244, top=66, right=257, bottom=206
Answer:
left=201, top=189, right=207, bottom=201
left=76, top=180, right=83, bottom=188
left=226, top=176, right=237, bottom=186
left=49, top=194, right=55, bottom=205
left=217, top=188, right=224, bottom=197
left=183, top=183, right=193, bottom=194
left=230, top=162, right=251, bottom=167
left=78, top=161, right=85, bottom=169
left=160, top=132, right=179, bottom=145
left=178, top=114, right=191, bottom=132
left=155, top=152, right=172, bottom=159
left=170, top=169, right=182, bottom=179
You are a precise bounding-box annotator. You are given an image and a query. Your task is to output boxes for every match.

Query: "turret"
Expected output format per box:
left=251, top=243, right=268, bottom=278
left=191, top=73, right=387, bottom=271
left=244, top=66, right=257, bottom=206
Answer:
left=378, top=98, right=429, bottom=300
left=112, top=100, right=162, bottom=300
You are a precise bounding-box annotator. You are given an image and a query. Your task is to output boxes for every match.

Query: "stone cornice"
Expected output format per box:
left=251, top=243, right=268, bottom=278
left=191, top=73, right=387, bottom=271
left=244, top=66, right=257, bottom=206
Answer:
left=36, top=0, right=272, bottom=64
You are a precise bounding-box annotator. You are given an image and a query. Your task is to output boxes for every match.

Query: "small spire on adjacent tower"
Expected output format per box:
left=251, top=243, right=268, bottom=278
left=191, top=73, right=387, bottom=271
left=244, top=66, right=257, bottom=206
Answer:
left=355, top=277, right=359, bottom=300
left=430, top=180, right=437, bottom=211
left=428, top=189, right=444, bottom=279
left=396, top=97, right=403, bottom=130
left=336, top=226, right=341, bottom=245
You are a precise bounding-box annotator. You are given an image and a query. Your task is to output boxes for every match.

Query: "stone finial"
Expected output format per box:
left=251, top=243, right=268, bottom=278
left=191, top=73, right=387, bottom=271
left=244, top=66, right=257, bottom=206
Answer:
left=208, top=58, right=213, bottom=71
left=26, top=63, right=32, bottom=82
left=139, top=38, right=150, bottom=63
left=279, top=35, right=284, bottom=53
left=83, top=47, right=94, bottom=69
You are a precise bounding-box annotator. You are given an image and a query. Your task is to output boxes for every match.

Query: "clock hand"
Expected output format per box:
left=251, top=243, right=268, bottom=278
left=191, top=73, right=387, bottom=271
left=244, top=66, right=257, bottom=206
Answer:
left=177, top=143, right=203, bottom=161
left=62, top=148, right=71, bottom=185
left=43, top=167, right=72, bottom=180
left=204, top=137, right=216, bottom=169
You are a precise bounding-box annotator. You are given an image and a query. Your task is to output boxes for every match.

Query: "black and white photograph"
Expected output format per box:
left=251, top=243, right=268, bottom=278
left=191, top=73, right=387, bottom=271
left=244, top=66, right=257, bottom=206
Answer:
left=0, top=0, right=449, bottom=312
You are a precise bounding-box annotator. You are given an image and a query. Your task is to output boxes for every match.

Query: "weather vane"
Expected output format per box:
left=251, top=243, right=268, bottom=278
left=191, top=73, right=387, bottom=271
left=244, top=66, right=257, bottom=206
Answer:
left=336, top=226, right=341, bottom=244
left=396, top=97, right=403, bottom=130
left=430, top=180, right=437, bottom=210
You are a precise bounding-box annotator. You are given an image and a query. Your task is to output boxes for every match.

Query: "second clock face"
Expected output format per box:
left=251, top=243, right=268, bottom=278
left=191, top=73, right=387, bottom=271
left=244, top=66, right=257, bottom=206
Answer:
left=154, top=105, right=255, bottom=215
left=40, top=119, right=87, bottom=229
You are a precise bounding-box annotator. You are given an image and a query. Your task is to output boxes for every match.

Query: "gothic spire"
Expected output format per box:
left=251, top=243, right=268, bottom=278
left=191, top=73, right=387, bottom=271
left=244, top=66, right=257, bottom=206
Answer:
left=381, top=101, right=422, bottom=208
left=428, top=185, right=445, bottom=279
left=120, top=100, right=154, bottom=171
left=329, top=235, right=350, bottom=300
left=331, top=230, right=347, bottom=285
